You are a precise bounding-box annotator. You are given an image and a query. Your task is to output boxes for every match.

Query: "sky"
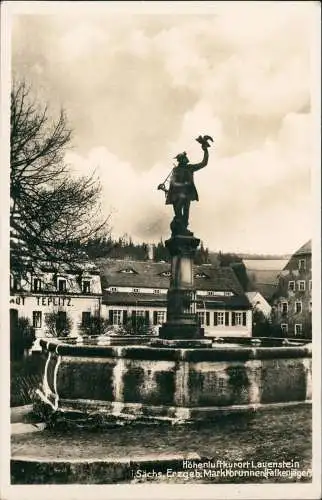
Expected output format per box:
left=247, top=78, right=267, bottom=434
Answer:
left=10, top=1, right=319, bottom=255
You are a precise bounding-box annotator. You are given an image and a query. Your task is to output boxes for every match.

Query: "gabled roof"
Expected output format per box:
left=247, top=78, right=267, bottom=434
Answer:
left=96, top=259, right=245, bottom=295
left=294, top=240, right=311, bottom=256
left=283, top=240, right=312, bottom=272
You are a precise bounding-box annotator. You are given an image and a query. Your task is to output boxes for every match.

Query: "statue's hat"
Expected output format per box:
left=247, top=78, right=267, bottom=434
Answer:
left=174, top=151, right=187, bottom=161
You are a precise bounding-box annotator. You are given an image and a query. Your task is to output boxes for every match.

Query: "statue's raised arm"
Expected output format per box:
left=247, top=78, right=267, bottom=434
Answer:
left=189, top=135, right=213, bottom=172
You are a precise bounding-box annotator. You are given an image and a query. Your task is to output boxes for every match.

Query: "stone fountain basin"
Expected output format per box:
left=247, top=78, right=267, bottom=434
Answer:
left=34, top=338, right=312, bottom=426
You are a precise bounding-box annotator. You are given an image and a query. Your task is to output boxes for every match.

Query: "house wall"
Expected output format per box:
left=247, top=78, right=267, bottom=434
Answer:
left=272, top=252, right=312, bottom=338
left=101, top=303, right=252, bottom=338
left=10, top=294, right=101, bottom=337
left=10, top=269, right=102, bottom=338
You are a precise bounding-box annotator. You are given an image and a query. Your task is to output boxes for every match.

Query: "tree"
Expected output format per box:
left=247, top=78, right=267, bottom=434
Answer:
left=79, top=313, right=112, bottom=336
left=10, top=316, right=35, bottom=361
left=122, top=315, right=152, bottom=335
left=44, top=310, right=73, bottom=338
left=10, top=81, right=109, bottom=274
left=252, top=307, right=271, bottom=337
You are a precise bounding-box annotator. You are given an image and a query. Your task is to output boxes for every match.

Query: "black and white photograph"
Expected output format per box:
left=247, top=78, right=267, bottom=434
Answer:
left=1, top=1, right=321, bottom=499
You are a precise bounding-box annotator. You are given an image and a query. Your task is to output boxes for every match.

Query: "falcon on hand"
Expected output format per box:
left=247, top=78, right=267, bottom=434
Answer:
left=195, top=135, right=214, bottom=149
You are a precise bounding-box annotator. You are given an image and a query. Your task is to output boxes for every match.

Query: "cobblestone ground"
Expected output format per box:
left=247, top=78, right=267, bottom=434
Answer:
left=12, top=405, right=312, bottom=484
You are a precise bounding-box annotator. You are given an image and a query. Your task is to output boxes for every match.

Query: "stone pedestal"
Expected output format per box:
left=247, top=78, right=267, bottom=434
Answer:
left=158, top=234, right=204, bottom=342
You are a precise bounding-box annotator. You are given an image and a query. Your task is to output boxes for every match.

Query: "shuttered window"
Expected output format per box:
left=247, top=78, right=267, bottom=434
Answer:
left=32, top=311, right=42, bottom=328
left=153, top=311, right=165, bottom=325
left=109, top=309, right=122, bottom=325
left=232, top=312, right=247, bottom=326
left=214, top=312, right=225, bottom=326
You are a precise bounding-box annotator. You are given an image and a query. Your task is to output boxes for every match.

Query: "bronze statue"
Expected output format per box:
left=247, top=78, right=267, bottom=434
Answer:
left=158, top=135, right=213, bottom=236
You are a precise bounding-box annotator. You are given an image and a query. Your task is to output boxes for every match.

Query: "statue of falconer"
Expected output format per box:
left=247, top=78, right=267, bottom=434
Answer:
left=158, top=135, right=213, bottom=236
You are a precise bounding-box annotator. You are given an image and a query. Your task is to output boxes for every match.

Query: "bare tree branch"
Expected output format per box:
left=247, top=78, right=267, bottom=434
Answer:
left=10, top=80, right=110, bottom=273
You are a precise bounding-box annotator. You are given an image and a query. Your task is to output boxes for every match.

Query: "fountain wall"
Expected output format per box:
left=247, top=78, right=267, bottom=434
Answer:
left=35, top=339, right=312, bottom=425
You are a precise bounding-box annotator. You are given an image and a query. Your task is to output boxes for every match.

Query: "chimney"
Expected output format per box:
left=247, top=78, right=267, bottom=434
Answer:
left=147, top=244, right=154, bottom=261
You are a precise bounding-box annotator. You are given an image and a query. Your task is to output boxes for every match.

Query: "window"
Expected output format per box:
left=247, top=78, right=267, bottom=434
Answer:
left=234, top=312, right=243, bottom=326
left=288, top=281, right=295, bottom=291
left=195, top=272, right=208, bottom=278
left=56, top=311, right=67, bottom=331
left=295, top=301, right=302, bottom=314
left=153, top=311, right=166, bottom=325
left=58, top=279, right=67, bottom=292
left=281, top=323, right=288, bottom=334
left=280, top=302, right=288, bottom=314
left=217, top=377, right=225, bottom=394
left=232, top=312, right=247, bottom=326
left=294, top=323, right=302, bottom=336
left=32, top=311, right=42, bottom=328
left=153, top=289, right=161, bottom=294
left=160, top=271, right=171, bottom=277
left=298, top=259, right=306, bottom=270
left=197, top=311, right=205, bottom=325
left=110, top=287, right=118, bottom=292
left=207, top=291, right=215, bottom=296
left=82, top=312, right=91, bottom=327
left=133, top=288, right=140, bottom=293
left=224, top=291, right=233, bottom=296
left=214, top=311, right=230, bottom=326
left=309, top=280, right=312, bottom=291
left=33, top=278, right=42, bottom=292
left=298, top=281, right=305, bottom=291
left=216, top=312, right=225, bottom=325
left=309, top=301, right=312, bottom=312
left=112, top=310, right=122, bottom=325
left=120, top=268, right=135, bottom=274
left=136, top=310, right=146, bottom=318
left=82, top=280, right=91, bottom=293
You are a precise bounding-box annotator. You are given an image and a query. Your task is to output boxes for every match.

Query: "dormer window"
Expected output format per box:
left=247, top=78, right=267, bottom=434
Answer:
left=160, top=271, right=171, bottom=277
left=57, top=278, right=67, bottom=293
left=120, top=268, right=136, bottom=274
left=32, top=278, right=42, bottom=292
left=195, top=272, right=209, bottom=278
left=10, top=274, right=21, bottom=291
left=82, top=280, right=91, bottom=293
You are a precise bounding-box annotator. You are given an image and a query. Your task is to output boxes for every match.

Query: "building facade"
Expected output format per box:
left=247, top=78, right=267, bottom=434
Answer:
left=10, top=262, right=102, bottom=339
left=98, top=259, right=252, bottom=337
left=271, top=240, right=312, bottom=338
